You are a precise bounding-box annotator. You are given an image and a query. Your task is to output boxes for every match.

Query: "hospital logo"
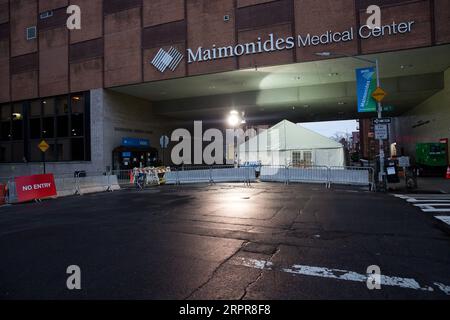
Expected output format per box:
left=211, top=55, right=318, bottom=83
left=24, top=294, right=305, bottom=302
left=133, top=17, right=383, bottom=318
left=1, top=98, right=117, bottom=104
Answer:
left=151, top=47, right=184, bottom=73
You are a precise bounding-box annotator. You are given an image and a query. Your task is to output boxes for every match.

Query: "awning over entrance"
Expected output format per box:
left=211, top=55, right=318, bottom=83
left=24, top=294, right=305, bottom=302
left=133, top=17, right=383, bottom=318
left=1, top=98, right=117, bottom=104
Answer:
left=111, top=45, right=450, bottom=125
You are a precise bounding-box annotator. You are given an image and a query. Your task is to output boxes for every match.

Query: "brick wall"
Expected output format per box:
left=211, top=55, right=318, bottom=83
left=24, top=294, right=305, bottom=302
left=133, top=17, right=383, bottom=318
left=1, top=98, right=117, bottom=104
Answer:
left=0, top=0, right=448, bottom=103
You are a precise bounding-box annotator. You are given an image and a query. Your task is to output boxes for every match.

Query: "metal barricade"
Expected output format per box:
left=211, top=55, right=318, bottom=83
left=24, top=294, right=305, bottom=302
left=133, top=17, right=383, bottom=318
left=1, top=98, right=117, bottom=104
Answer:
left=164, top=165, right=256, bottom=185
left=260, top=165, right=375, bottom=190
left=260, top=166, right=289, bottom=183
left=328, top=166, right=375, bottom=190
left=287, top=166, right=329, bottom=186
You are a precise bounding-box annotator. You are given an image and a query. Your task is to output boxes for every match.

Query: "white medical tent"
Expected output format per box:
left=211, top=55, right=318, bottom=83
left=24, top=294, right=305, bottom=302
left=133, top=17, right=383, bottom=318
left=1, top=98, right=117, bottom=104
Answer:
left=238, top=120, right=345, bottom=167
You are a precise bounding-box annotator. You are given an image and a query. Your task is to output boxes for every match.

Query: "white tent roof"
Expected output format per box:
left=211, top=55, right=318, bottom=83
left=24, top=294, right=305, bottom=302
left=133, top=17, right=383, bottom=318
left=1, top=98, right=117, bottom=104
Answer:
left=239, top=120, right=343, bottom=152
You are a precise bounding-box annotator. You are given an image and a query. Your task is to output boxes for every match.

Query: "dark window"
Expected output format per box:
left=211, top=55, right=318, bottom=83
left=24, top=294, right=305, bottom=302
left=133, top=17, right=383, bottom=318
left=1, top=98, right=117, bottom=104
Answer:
left=57, top=115, right=69, bottom=137
left=71, top=94, right=85, bottom=137
left=43, top=98, right=55, bottom=116
left=57, top=139, right=71, bottom=161
left=1, top=104, right=11, bottom=121
left=29, top=118, right=41, bottom=139
left=0, top=92, right=90, bottom=163
left=42, top=117, right=55, bottom=138
left=71, top=114, right=84, bottom=137
left=71, top=138, right=84, bottom=161
left=56, top=96, right=69, bottom=137
left=30, top=100, right=41, bottom=117
left=71, top=94, right=84, bottom=114
left=0, top=121, right=11, bottom=141
left=11, top=103, right=23, bottom=140
left=0, top=143, right=11, bottom=162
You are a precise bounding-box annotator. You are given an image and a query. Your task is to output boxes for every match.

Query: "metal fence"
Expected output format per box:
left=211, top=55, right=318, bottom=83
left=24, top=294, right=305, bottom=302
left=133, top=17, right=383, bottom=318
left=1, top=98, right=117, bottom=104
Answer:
left=164, top=165, right=256, bottom=185
left=260, top=165, right=375, bottom=190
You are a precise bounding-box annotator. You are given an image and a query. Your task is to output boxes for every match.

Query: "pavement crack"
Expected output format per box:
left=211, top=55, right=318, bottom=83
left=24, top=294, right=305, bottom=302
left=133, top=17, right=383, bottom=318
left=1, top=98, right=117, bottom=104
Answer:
left=183, top=240, right=249, bottom=300
left=239, top=246, right=280, bottom=300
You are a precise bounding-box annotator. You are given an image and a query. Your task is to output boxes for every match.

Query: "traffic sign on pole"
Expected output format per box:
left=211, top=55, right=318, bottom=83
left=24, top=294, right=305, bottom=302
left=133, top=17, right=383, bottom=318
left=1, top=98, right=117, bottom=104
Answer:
left=38, top=140, right=50, bottom=153
left=374, top=124, right=388, bottom=140
left=372, top=87, right=387, bottom=102
left=373, top=118, right=391, bottom=125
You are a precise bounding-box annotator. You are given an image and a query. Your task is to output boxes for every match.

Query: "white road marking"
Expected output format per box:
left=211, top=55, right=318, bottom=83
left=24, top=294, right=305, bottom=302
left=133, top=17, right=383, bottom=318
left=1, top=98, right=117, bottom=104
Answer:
left=435, top=216, right=450, bottom=225
left=394, top=194, right=450, bottom=213
left=407, top=199, right=450, bottom=203
left=394, top=194, right=450, bottom=200
left=232, top=257, right=449, bottom=295
left=414, top=203, right=450, bottom=207
left=434, top=282, right=450, bottom=295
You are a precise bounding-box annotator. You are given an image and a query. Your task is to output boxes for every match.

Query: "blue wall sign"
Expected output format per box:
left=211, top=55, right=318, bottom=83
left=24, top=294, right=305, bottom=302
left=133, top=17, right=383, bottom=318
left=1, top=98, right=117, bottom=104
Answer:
left=122, top=138, right=150, bottom=148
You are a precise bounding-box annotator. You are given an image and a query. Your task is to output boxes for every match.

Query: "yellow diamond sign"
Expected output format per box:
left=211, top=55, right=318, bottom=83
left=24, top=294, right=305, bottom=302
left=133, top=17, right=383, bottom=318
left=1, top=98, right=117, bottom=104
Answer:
left=372, top=87, right=387, bottom=102
left=38, top=140, right=50, bottom=153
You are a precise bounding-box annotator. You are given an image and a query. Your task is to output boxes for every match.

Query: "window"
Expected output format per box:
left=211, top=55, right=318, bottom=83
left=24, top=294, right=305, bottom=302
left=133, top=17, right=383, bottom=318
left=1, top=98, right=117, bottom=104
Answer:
left=292, top=151, right=302, bottom=166
left=303, top=151, right=313, bottom=166
left=0, top=104, right=11, bottom=141
left=71, top=138, right=84, bottom=161
left=0, top=92, right=90, bottom=163
left=29, top=118, right=41, bottom=139
left=56, top=96, right=69, bottom=137
left=11, top=103, right=23, bottom=140
left=26, top=26, right=37, bottom=40
left=0, top=143, right=11, bottom=162
left=42, top=117, right=54, bottom=138
left=71, top=94, right=84, bottom=137
left=39, top=11, right=53, bottom=19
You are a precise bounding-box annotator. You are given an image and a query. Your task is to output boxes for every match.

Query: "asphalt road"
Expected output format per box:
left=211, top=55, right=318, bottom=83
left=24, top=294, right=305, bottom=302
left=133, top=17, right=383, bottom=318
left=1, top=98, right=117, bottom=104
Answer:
left=0, top=183, right=449, bottom=300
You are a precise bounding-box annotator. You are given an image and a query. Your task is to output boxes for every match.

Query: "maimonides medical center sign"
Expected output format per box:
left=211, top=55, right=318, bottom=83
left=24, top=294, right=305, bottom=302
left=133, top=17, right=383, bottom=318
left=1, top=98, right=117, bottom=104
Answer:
left=187, top=21, right=415, bottom=64
left=151, top=21, right=416, bottom=72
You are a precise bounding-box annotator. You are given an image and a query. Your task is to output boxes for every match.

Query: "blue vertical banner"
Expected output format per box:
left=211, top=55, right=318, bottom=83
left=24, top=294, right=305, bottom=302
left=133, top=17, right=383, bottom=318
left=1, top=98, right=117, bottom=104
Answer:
left=356, top=67, right=377, bottom=113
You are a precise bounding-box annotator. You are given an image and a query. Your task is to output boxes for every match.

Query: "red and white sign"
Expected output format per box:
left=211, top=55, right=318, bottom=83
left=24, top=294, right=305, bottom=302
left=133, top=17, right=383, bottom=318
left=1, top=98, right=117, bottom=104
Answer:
left=14, top=174, right=57, bottom=203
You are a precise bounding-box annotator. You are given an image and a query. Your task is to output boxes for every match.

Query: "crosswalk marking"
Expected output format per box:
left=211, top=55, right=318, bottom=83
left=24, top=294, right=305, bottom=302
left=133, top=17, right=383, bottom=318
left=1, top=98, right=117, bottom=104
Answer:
left=394, top=194, right=450, bottom=225
left=407, top=199, right=450, bottom=203
left=435, top=216, right=450, bottom=226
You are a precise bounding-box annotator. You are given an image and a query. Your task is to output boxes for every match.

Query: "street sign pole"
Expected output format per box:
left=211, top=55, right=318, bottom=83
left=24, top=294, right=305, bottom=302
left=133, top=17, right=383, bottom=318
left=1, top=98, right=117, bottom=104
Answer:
left=38, top=140, right=50, bottom=174
left=375, top=59, right=386, bottom=191
left=42, top=151, right=46, bottom=174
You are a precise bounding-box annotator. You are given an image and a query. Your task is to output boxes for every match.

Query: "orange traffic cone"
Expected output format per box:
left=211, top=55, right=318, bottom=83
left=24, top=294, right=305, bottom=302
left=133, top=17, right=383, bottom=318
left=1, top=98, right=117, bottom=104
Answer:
left=446, top=166, right=450, bottom=179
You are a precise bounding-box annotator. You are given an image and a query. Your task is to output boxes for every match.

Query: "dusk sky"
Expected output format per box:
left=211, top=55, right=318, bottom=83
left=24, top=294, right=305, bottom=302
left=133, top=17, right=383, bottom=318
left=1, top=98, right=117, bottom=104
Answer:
left=299, top=120, right=359, bottom=138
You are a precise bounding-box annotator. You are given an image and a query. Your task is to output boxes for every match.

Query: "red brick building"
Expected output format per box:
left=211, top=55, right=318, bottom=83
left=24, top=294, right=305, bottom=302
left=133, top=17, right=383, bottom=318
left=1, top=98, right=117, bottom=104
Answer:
left=0, top=0, right=449, bottom=174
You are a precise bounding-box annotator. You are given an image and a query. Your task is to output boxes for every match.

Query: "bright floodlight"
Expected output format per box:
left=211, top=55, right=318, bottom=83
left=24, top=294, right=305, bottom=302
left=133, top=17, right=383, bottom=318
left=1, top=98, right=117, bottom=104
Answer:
left=228, top=110, right=241, bottom=127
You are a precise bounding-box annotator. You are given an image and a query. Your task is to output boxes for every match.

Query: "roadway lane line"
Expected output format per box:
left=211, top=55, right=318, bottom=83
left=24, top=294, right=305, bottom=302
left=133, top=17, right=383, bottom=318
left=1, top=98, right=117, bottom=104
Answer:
left=232, top=257, right=450, bottom=295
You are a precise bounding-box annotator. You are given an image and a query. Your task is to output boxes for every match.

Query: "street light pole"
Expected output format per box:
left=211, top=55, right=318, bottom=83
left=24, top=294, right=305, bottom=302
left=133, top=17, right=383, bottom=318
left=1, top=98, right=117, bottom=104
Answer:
left=315, top=52, right=386, bottom=190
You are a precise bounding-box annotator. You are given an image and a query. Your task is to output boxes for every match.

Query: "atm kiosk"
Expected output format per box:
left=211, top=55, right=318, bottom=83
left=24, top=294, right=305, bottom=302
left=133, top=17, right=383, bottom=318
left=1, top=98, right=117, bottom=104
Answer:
left=112, top=138, right=160, bottom=170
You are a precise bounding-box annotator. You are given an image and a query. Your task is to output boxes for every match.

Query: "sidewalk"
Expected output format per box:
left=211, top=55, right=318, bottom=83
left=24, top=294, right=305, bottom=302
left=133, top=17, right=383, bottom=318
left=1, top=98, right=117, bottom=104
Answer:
left=417, top=177, right=450, bottom=194
left=388, top=177, right=450, bottom=194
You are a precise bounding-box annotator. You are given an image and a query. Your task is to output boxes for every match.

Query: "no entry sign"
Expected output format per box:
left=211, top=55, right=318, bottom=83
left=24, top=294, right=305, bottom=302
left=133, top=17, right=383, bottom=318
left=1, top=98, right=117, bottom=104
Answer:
left=15, top=174, right=57, bottom=203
